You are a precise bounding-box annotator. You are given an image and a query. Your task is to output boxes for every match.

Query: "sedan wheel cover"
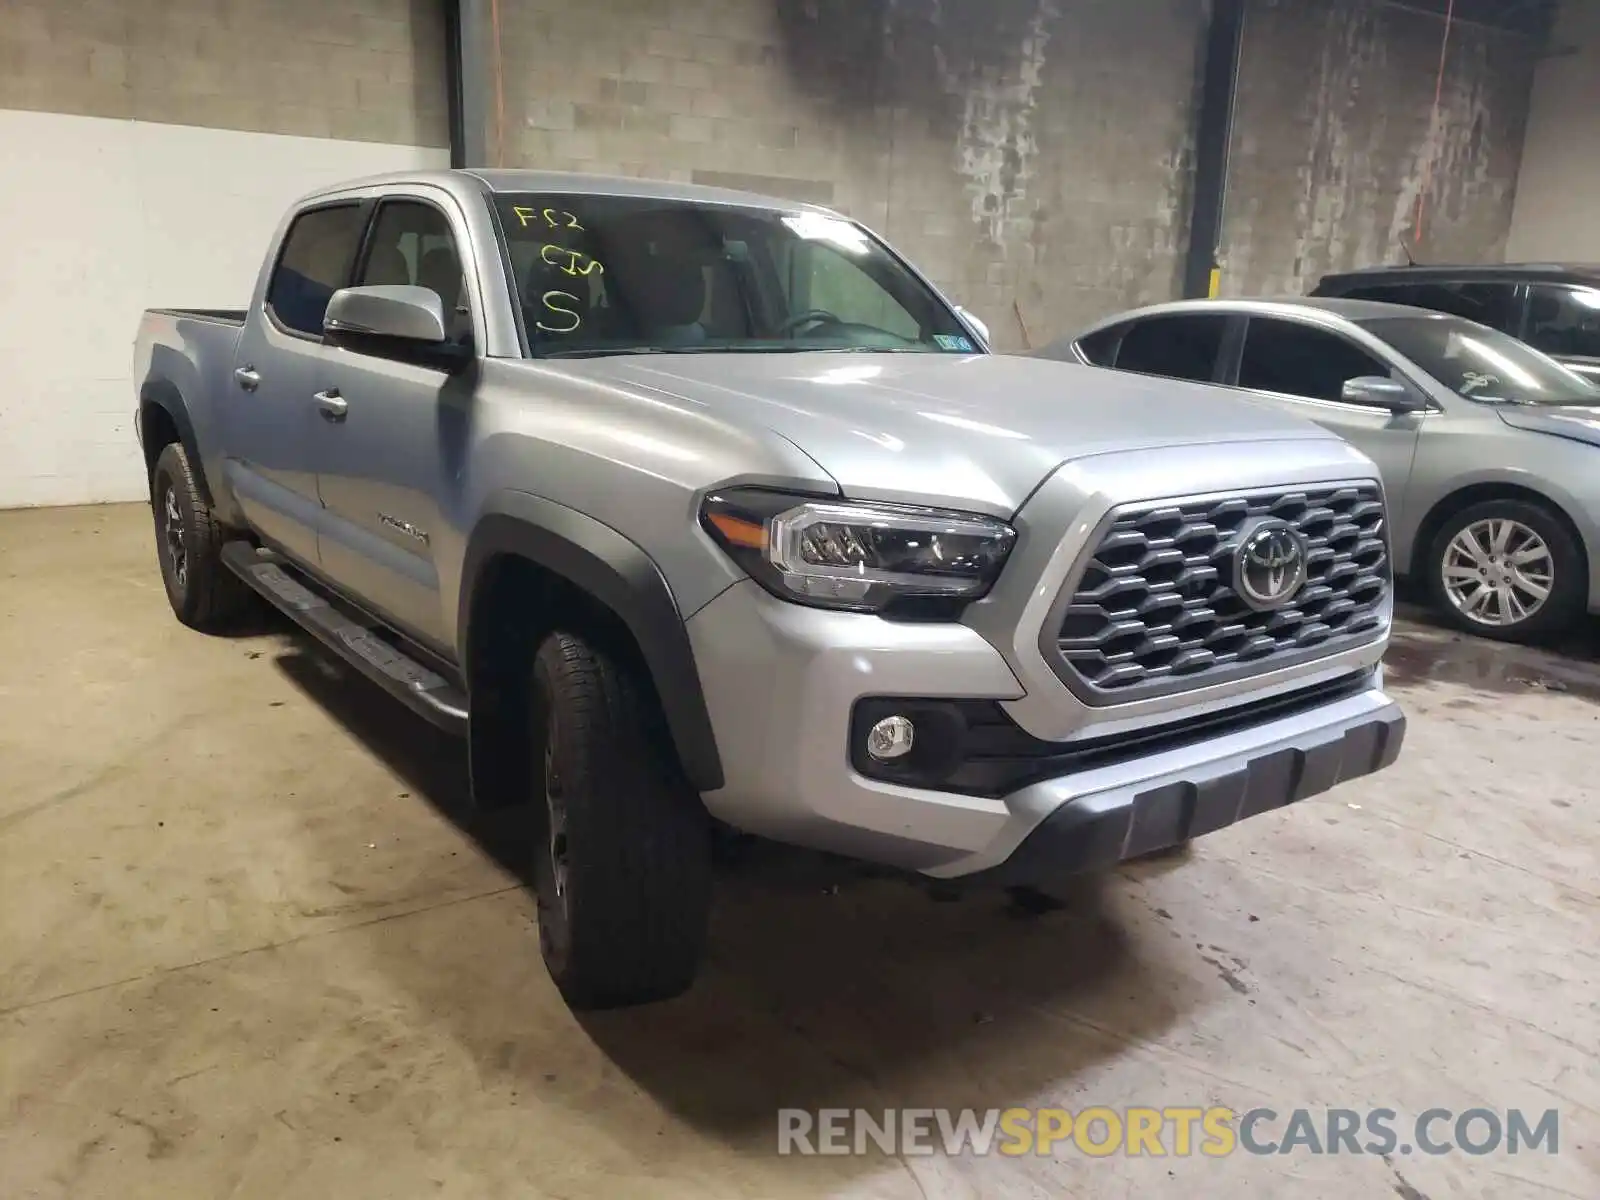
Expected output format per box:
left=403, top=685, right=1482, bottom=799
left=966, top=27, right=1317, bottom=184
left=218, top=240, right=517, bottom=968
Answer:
left=1442, top=518, right=1553, bottom=627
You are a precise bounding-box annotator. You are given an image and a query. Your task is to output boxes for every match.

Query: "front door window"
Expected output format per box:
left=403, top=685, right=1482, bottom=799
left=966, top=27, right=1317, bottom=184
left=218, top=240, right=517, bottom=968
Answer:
left=1238, top=318, right=1390, bottom=404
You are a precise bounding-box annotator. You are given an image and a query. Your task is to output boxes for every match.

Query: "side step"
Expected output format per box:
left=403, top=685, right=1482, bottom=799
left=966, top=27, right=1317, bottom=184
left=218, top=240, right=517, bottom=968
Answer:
left=222, top=542, right=468, bottom=735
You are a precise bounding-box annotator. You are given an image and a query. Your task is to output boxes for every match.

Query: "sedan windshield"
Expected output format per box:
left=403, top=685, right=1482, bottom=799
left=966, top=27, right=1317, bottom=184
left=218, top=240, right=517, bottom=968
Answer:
left=1358, top=314, right=1600, bottom=406
left=493, top=193, right=980, bottom=358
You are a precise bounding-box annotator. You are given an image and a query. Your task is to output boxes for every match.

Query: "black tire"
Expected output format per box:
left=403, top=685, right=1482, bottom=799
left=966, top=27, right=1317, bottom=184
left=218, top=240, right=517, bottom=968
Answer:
left=1425, top=499, right=1586, bottom=644
left=150, top=442, right=252, bottom=631
left=530, top=630, right=712, bottom=1010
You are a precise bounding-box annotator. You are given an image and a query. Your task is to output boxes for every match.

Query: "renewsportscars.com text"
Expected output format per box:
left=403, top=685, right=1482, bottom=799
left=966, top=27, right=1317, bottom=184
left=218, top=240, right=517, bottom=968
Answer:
left=777, top=1106, right=1560, bottom=1159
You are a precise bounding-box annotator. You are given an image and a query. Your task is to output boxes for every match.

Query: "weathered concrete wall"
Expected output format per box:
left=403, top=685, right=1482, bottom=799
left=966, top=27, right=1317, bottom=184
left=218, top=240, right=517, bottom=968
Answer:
left=0, top=0, right=448, bottom=147
left=1219, top=0, right=1538, bottom=296
left=491, top=0, right=1205, bottom=348
left=1506, top=0, right=1600, bottom=261
left=490, top=0, right=1541, bottom=340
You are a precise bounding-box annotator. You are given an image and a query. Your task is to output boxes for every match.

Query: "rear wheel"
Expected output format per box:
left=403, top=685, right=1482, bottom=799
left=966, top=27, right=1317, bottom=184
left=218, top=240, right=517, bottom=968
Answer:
left=1425, top=499, right=1585, bottom=643
left=150, top=442, right=251, bottom=631
left=529, top=631, right=712, bottom=1009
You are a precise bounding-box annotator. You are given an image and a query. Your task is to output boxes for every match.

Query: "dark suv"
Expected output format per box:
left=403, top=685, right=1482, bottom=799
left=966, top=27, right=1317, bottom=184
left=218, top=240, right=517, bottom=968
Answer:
left=1312, top=264, right=1600, bottom=384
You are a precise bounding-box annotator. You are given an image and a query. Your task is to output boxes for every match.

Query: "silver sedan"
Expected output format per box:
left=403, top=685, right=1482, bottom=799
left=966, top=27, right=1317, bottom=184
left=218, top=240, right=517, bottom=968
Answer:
left=1041, top=297, right=1600, bottom=642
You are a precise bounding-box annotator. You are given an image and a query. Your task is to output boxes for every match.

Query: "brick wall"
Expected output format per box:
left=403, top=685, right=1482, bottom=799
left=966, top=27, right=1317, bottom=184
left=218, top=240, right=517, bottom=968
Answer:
left=1218, top=0, right=1537, bottom=296
left=0, top=0, right=448, bottom=147
left=487, top=0, right=1206, bottom=349
left=487, top=0, right=1540, bottom=344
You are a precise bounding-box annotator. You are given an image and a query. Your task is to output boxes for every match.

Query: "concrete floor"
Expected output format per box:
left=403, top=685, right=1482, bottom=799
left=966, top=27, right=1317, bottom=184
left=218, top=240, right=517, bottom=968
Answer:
left=1, top=503, right=1595, bottom=1200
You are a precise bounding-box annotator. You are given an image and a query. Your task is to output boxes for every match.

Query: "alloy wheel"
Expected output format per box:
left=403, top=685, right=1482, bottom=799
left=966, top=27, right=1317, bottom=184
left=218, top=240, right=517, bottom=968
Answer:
left=538, top=710, right=573, bottom=961
left=162, top=485, right=188, bottom=590
left=1441, top=518, right=1553, bottom=627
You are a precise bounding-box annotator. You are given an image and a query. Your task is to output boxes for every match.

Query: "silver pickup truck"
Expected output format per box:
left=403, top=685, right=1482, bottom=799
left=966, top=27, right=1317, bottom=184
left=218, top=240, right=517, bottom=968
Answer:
left=135, top=169, right=1405, bottom=1009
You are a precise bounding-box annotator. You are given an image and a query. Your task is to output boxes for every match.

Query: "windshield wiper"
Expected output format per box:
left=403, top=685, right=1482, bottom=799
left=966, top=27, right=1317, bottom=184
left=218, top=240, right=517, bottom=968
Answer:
left=804, top=346, right=931, bottom=354
left=541, top=346, right=702, bottom=359
left=542, top=344, right=932, bottom=358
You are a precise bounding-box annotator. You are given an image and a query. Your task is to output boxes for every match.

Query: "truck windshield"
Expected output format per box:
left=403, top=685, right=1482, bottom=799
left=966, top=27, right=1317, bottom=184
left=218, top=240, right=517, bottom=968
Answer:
left=1360, top=314, right=1600, bottom=407
left=492, top=193, right=979, bottom=357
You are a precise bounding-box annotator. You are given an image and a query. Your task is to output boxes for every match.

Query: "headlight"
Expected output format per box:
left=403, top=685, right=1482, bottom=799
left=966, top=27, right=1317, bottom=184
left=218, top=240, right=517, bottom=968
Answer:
left=700, top=488, right=1016, bottom=614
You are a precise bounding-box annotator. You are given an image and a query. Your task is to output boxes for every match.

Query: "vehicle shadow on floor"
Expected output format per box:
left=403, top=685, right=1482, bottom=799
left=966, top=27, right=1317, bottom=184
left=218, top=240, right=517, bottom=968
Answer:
left=271, top=640, right=1208, bottom=1151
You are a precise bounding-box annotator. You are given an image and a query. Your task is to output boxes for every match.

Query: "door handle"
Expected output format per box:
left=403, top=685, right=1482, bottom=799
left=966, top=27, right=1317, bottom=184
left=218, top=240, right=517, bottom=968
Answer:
left=234, top=365, right=261, bottom=392
left=315, top=389, right=348, bottom=421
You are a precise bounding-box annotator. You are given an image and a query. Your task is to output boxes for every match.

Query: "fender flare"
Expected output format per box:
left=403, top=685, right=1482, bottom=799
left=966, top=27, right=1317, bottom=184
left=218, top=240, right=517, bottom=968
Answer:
left=138, top=380, right=213, bottom=506
left=459, top=492, right=724, bottom=793
left=1406, top=471, right=1596, bottom=579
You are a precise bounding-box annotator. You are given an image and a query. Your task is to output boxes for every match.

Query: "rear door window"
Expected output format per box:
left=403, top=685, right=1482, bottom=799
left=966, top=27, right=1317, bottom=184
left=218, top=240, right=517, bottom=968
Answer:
left=1113, top=315, right=1228, bottom=383
left=1238, top=318, right=1391, bottom=404
left=266, top=204, right=366, bottom=338
left=1525, top=285, right=1600, bottom=361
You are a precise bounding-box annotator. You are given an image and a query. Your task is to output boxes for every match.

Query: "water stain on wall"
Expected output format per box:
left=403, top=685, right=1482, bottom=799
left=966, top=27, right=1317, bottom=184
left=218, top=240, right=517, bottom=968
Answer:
left=772, top=0, right=1066, bottom=244
left=770, top=0, right=1201, bottom=343
left=1221, top=0, right=1536, bottom=297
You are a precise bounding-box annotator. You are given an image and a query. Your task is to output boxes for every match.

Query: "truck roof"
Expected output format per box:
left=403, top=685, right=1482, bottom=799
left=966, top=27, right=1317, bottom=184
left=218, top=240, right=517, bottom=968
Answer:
left=1074, top=295, right=1441, bottom=335
left=297, top=167, right=837, bottom=217
left=1318, top=262, right=1600, bottom=286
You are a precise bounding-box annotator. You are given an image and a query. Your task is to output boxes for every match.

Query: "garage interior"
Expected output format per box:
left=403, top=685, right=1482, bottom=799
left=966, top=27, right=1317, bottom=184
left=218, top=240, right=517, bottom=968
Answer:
left=2, top=1, right=1598, bottom=1198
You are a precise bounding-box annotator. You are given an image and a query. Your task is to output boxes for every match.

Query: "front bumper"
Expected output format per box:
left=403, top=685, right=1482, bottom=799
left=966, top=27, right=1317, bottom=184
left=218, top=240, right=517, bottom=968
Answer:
left=935, top=691, right=1404, bottom=885
left=687, top=581, right=1404, bottom=880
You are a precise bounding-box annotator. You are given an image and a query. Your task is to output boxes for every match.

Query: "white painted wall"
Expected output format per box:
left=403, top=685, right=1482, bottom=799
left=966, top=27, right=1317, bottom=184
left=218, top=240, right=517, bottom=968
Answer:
left=0, top=110, right=448, bottom=509
left=1505, top=2, right=1600, bottom=262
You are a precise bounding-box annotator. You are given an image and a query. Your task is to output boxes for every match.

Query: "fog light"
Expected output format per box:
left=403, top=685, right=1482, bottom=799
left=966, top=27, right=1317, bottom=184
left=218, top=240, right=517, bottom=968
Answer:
left=866, top=714, right=916, bottom=761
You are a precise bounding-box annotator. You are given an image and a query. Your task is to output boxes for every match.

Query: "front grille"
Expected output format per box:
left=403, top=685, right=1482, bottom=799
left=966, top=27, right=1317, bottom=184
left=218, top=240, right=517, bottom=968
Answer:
left=1053, top=483, right=1388, bottom=700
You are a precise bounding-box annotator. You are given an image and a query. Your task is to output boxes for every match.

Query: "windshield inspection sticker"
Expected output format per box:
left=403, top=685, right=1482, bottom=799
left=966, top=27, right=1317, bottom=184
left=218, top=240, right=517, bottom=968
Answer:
left=935, top=334, right=975, bottom=352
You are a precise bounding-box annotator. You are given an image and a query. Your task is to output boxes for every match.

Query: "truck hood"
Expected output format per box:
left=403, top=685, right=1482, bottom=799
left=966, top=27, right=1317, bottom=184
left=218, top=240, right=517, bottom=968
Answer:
left=1497, top=404, right=1600, bottom=449
left=573, top=352, right=1335, bottom=515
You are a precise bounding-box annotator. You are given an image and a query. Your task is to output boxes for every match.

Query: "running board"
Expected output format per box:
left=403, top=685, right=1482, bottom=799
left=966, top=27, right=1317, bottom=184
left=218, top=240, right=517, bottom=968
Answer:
left=221, top=542, right=468, bottom=735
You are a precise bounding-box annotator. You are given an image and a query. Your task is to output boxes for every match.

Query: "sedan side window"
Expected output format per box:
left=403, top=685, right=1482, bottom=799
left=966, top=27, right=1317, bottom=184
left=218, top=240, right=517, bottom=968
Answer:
left=1238, top=318, right=1390, bottom=404
left=355, top=199, right=472, bottom=344
left=1074, top=321, right=1128, bottom=366
left=265, top=204, right=366, bottom=338
left=1526, top=286, right=1600, bottom=361
left=1113, top=315, right=1228, bottom=383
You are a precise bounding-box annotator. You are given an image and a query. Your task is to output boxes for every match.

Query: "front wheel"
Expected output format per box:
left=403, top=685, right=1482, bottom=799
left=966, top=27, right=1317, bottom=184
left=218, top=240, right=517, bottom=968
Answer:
left=1425, top=499, right=1586, bottom=643
left=529, top=631, right=712, bottom=1010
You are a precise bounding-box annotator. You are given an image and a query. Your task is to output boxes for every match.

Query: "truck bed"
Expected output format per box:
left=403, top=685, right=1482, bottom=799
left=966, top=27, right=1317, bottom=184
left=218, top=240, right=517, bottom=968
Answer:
left=144, top=307, right=248, bottom=326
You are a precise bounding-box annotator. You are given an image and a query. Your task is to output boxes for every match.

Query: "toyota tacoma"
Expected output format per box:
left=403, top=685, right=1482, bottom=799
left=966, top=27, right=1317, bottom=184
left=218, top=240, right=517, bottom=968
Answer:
left=134, top=169, right=1405, bottom=1008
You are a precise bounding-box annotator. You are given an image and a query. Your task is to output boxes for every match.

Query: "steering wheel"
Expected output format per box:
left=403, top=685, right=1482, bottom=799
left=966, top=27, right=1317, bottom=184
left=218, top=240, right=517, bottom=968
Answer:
left=778, top=309, right=849, bottom=337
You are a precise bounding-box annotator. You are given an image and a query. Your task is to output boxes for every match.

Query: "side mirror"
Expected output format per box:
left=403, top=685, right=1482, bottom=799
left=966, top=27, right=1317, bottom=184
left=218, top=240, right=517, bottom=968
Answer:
left=1342, top=374, right=1426, bottom=414
left=953, top=305, right=991, bottom=348
left=325, top=285, right=448, bottom=345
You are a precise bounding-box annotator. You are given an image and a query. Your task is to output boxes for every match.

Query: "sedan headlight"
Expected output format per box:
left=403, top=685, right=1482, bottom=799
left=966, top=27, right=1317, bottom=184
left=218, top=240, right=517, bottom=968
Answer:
left=700, top=488, right=1016, bottom=614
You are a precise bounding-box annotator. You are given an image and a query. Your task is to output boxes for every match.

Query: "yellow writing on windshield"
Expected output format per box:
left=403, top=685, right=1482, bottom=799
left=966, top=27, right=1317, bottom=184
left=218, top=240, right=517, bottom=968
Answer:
left=516, top=204, right=599, bottom=333
left=536, top=290, right=583, bottom=333
left=512, top=206, right=583, bottom=231
left=540, top=244, right=604, bottom=277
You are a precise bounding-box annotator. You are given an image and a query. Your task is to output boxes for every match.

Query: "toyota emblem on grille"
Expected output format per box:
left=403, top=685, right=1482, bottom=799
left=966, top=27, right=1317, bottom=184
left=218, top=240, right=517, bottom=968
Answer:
left=1234, top=519, right=1309, bottom=611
